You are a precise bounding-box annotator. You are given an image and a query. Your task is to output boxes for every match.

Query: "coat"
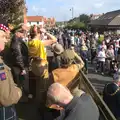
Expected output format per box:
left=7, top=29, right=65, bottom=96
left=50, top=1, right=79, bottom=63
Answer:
left=10, top=35, right=29, bottom=70
left=0, top=56, right=22, bottom=106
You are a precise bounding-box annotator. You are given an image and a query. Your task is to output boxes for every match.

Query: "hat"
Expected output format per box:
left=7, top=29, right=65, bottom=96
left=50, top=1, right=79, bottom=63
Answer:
left=0, top=19, right=9, bottom=32
left=60, top=49, right=75, bottom=66
left=52, top=43, right=64, bottom=55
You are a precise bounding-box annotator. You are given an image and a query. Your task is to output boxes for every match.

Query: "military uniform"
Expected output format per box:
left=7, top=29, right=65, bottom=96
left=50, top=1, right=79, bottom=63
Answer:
left=0, top=56, right=22, bottom=120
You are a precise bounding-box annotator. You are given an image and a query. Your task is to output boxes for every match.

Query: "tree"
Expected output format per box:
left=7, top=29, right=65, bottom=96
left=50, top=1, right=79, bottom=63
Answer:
left=79, top=14, right=90, bottom=24
left=65, top=22, right=86, bottom=30
left=0, top=0, right=25, bottom=24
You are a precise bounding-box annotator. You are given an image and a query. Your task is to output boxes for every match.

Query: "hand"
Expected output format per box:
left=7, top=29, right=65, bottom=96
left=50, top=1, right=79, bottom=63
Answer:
left=49, top=104, right=63, bottom=110
left=40, top=28, right=46, bottom=34
left=22, top=24, right=30, bottom=31
left=21, top=70, right=26, bottom=75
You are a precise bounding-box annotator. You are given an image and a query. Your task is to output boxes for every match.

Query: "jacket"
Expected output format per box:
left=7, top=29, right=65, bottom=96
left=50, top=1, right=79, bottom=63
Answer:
left=10, top=35, right=29, bottom=70
left=63, top=95, right=99, bottom=120
left=51, top=64, right=83, bottom=86
left=103, top=83, right=120, bottom=119
left=0, top=57, right=22, bottom=106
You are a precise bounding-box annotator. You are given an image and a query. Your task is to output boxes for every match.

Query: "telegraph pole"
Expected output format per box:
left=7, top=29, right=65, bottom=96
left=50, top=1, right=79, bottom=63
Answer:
left=70, top=7, right=74, bottom=19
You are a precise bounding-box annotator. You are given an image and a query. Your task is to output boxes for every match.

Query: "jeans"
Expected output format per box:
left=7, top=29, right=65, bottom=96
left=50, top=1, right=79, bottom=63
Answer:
left=11, top=67, right=29, bottom=96
left=84, top=59, right=88, bottom=71
left=91, top=49, right=96, bottom=63
left=96, top=61, right=105, bottom=73
left=0, top=105, right=17, bottom=120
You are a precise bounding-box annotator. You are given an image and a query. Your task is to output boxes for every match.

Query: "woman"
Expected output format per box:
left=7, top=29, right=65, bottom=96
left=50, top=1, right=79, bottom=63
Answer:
left=28, top=25, right=57, bottom=75
left=28, top=25, right=57, bottom=103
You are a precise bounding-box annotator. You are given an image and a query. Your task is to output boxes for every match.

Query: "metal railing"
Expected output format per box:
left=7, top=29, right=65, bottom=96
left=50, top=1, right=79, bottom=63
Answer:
left=67, top=70, right=116, bottom=120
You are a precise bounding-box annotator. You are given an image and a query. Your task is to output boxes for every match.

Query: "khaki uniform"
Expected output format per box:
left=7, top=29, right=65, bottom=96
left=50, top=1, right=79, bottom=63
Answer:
left=52, top=64, right=82, bottom=86
left=0, top=57, right=22, bottom=106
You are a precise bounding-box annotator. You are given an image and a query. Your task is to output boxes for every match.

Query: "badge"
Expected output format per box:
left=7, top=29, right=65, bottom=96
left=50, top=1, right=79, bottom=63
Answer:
left=0, top=63, right=4, bottom=70
left=0, top=72, right=6, bottom=81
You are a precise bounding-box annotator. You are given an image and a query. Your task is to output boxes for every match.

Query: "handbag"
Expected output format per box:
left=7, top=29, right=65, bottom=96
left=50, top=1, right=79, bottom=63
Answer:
left=31, top=57, right=48, bottom=77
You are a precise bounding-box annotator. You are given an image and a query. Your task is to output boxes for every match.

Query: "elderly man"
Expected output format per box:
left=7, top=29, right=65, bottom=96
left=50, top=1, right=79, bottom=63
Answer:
left=0, top=20, right=22, bottom=120
left=47, top=83, right=99, bottom=120
left=49, top=48, right=84, bottom=86
left=103, top=74, right=120, bottom=119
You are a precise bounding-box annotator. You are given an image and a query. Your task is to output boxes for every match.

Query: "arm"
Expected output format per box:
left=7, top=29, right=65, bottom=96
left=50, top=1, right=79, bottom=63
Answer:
left=72, top=50, right=84, bottom=69
left=42, top=32, right=57, bottom=46
left=0, top=65, right=22, bottom=106
left=11, top=39, right=24, bottom=70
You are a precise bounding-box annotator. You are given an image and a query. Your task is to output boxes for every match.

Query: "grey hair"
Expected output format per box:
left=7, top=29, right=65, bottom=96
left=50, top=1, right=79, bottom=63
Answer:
left=47, top=83, right=72, bottom=104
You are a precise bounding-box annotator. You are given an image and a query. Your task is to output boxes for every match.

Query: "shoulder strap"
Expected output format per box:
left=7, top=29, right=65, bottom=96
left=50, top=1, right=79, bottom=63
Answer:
left=105, top=83, right=120, bottom=96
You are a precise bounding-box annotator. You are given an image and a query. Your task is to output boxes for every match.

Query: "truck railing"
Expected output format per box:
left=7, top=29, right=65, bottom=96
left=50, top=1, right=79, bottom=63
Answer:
left=67, top=70, right=116, bottom=120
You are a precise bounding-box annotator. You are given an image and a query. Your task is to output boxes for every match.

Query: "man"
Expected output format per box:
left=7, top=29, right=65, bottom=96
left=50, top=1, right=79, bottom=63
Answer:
left=52, top=43, right=64, bottom=69
left=103, top=74, right=120, bottom=119
left=10, top=24, right=30, bottom=102
left=49, top=48, right=84, bottom=86
left=47, top=83, right=100, bottom=120
left=81, top=41, right=89, bottom=74
left=0, top=20, right=22, bottom=120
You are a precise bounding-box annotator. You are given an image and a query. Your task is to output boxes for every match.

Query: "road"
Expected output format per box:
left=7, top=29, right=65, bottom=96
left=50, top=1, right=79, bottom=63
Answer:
left=87, top=62, right=113, bottom=93
left=17, top=62, right=113, bottom=120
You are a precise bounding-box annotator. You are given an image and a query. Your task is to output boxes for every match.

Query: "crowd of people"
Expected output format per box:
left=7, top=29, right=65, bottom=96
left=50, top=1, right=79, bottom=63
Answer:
left=57, top=29, right=120, bottom=76
left=0, top=20, right=101, bottom=120
left=56, top=29, right=120, bottom=120
left=1, top=17, right=120, bottom=119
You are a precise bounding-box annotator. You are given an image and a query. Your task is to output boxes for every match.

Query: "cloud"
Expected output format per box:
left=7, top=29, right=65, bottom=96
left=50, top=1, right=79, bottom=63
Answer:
left=32, top=5, right=39, bottom=13
left=94, top=2, right=104, bottom=8
left=27, top=0, right=120, bottom=21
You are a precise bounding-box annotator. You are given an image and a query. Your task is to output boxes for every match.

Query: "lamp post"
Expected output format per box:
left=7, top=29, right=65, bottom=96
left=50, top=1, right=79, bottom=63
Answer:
left=70, top=7, right=74, bottom=19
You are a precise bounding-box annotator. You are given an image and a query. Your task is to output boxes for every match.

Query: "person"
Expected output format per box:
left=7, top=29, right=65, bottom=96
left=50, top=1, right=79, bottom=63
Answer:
left=28, top=25, right=57, bottom=76
left=106, top=45, right=115, bottom=73
left=49, top=48, right=84, bottom=86
left=0, top=20, right=22, bottom=120
left=47, top=83, right=100, bottom=120
left=28, top=25, right=57, bottom=104
left=103, top=74, right=120, bottom=120
left=10, top=25, right=30, bottom=102
left=81, top=41, right=88, bottom=74
left=52, top=43, right=64, bottom=69
left=96, top=47, right=106, bottom=75
left=90, top=37, right=97, bottom=64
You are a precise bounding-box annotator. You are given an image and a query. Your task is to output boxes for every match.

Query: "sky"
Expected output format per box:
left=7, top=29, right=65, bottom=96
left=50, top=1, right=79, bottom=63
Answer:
left=26, top=0, right=120, bottom=21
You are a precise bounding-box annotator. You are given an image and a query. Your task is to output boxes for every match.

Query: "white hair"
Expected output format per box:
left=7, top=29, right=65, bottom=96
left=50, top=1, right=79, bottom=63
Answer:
left=47, top=83, right=73, bottom=104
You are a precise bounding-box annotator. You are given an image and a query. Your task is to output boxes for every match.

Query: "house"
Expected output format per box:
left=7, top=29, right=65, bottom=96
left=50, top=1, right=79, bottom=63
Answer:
left=89, top=10, right=120, bottom=30
left=90, top=14, right=102, bottom=20
left=27, top=16, right=44, bottom=26
left=27, top=16, right=56, bottom=27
